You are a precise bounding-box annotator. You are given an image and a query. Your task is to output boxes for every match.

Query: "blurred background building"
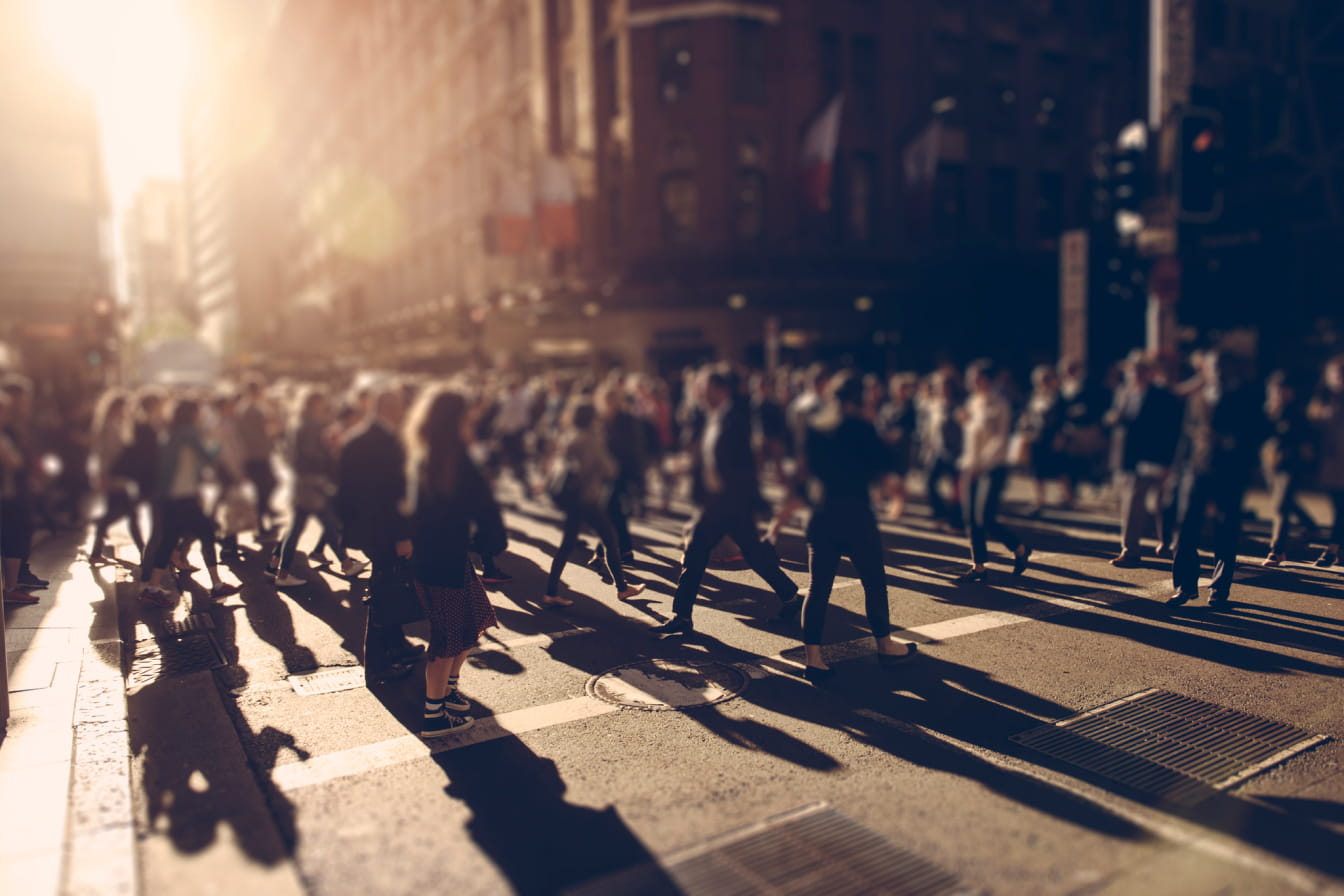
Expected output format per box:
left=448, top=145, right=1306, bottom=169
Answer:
left=163, top=0, right=1342, bottom=379
left=0, top=0, right=114, bottom=395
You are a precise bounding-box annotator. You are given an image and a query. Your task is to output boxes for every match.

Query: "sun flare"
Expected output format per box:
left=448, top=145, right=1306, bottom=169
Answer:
left=28, top=0, right=195, bottom=203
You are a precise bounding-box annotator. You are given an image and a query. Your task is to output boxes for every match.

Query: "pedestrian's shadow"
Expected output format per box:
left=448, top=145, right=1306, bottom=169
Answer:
left=433, top=703, right=675, bottom=895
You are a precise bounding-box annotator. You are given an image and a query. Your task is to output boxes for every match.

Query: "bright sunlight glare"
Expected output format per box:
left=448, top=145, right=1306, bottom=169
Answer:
left=29, top=0, right=194, bottom=206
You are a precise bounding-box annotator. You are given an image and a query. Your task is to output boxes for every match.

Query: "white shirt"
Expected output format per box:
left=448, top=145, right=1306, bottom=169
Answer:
left=701, top=405, right=727, bottom=494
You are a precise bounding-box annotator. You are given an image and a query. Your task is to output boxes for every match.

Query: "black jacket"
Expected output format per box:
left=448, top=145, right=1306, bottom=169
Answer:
left=1108, top=384, right=1183, bottom=471
left=690, top=400, right=762, bottom=508
left=337, top=420, right=410, bottom=553
left=411, top=454, right=507, bottom=588
left=1175, top=383, right=1268, bottom=481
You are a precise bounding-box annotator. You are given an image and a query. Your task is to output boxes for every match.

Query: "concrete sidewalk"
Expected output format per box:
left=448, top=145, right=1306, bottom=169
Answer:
left=0, top=530, right=136, bottom=896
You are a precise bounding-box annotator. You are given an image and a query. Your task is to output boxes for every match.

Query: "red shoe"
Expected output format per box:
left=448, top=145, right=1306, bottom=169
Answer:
left=3, top=589, right=39, bottom=605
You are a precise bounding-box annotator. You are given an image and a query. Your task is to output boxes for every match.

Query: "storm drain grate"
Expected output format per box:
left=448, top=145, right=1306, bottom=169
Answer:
left=127, top=633, right=227, bottom=687
left=1011, top=689, right=1327, bottom=807
left=161, top=613, right=216, bottom=636
left=565, top=803, right=965, bottom=896
left=289, top=666, right=366, bottom=696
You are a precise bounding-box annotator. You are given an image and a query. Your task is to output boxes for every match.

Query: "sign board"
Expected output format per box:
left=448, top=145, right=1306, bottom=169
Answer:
left=1059, top=229, right=1088, bottom=364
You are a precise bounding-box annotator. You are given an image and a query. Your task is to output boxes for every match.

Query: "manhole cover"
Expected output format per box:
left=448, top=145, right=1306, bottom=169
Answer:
left=1012, top=689, right=1328, bottom=806
left=586, top=659, right=747, bottom=711
left=289, top=666, right=366, bottom=696
left=565, top=803, right=964, bottom=896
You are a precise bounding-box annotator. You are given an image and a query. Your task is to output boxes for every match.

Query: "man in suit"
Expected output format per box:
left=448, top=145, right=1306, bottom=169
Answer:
left=338, top=385, right=420, bottom=682
left=651, top=365, right=799, bottom=637
left=1104, top=351, right=1183, bottom=567
left=1167, top=351, right=1267, bottom=606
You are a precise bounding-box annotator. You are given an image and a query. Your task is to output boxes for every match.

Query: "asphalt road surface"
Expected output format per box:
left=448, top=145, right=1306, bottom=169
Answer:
left=99, top=481, right=1344, bottom=896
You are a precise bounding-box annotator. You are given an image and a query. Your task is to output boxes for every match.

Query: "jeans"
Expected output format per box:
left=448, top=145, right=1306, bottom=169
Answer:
left=802, top=508, right=890, bottom=645
left=546, top=502, right=628, bottom=595
left=277, top=502, right=347, bottom=570
left=1115, top=469, right=1166, bottom=554
left=149, top=497, right=217, bottom=571
left=1267, top=471, right=1318, bottom=553
left=1171, top=470, right=1247, bottom=596
left=671, top=500, right=796, bottom=618
left=962, top=468, right=1020, bottom=565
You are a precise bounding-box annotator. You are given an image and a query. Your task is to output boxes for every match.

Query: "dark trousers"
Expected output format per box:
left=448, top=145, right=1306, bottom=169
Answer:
left=672, top=499, right=796, bottom=618
left=91, top=485, right=145, bottom=556
left=963, top=468, right=1020, bottom=564
left=595, top=477, right=634, bottom=559
left=1267, top=471, right=1318, bottom=553
left=245, top=458, right=277, bottom=528
left=925, top=458, right=963, bottom=527
left=276, top=502, right=347, bottom=570
left=1171, top=470, right=1247, bottom=596
left=496, top=431, right=529, bottom=488
left=803, top=509, right=890, bottom=645
left=364, top=547, right=412, bottom=674
left=547, top=502, right=628, bottom=595
left=149, top=497, right=217, bottom=571
left=1328, top=489, right=1344, bottom=547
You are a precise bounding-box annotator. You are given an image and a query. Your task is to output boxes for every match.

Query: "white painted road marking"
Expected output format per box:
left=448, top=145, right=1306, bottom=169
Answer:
left=273, top=695, right=617, bottom=792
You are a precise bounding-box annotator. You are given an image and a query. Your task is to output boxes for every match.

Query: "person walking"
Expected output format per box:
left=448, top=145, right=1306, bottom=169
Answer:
left=918, top=371, right=964, bottom=532
left=237, top=377, right=280, bottom=540
left=87, top=390, right=146, bottom=565
left=543, top=400, right=645, bottom=607
left=337, top=384, right=421, bottom=684
left=594, top=381, right=646, bottom=569
left=767, top=372, right=918, bottom=684
left=139, top=399, right=240, bottom=606
left=1308, top=354, right=1344, bottom=568
left=1261, top=371, right=1319, bottom=566
left=650, top=365, right=799, bottom=637
left=1103, top=351, right=1183, bottom=567
left=403, top=386, right=509, bottom=738
left=270, top=387, right=367, bottom=586
left=1167, top=352, right=1267, bottom=606
left=956, top=360, right=1031, bottom=582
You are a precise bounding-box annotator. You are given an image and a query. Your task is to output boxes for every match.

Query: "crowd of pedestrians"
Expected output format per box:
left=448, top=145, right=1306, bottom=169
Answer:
left=6, top=347, right=1341, bottom=737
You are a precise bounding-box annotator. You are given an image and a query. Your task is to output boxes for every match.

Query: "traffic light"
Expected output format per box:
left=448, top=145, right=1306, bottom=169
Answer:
left=1111, top=120, right=1148, bottom=241
left=1177, top=108, right=1223, bottom=221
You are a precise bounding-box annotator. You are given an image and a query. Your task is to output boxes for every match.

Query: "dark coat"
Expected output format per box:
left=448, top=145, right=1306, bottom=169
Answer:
left=689, top=400, right=762, bottom=508
left=1108, top=384, right=1183, bottom=471
left=1176, top=383, right=1268, bottom=481
left=410, top=454, right=507, bottom=588
left=337, top=420, right=410, bottom=554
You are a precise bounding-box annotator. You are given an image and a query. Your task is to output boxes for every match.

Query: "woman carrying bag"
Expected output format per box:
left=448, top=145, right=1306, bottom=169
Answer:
left=403, top=385, right=508, bottom=738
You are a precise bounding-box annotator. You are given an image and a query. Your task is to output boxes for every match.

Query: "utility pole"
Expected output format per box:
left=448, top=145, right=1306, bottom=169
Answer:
left=1141, top=0, right=1194, bottom=359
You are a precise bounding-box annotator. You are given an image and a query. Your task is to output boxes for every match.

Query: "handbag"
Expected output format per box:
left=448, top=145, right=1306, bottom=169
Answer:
left=546, top=465, right=582, bottom=510
left=366, top=558, right=425, bottom=626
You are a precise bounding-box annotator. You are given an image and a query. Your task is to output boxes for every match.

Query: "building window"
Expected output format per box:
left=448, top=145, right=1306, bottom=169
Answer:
left=734, top=19, right=767, bottom=105
left=660, top=174, right=697, bottom=245
left=1037, top=170, right=1064, bottom=240
left=735, top=169, right=765, bottom=241
left=851, top=35, right=878, bottom=117
left=934, top=163, right=966, bottom=239
left=819, top=29, right=842, bottom=99
left=1036, top=53, right=1067, bottom=142
left=989, top=167, right=1016, bottom=241
left=658, top=22, right=692, bottom=103
left=559, top=66, right=576, bottom=147
left=848, top=153, right=875, bottom=243
left=603, top=37, right=621, bottom=116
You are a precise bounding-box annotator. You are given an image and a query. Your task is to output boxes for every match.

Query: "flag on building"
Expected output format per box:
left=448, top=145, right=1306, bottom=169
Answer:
left=536, top=157, right=579, bottom=248
left=493, top=179, right=532, bottom=254
left=799, top=93, right=844, bottom=213
left=901, top=118, right=943, bottom=188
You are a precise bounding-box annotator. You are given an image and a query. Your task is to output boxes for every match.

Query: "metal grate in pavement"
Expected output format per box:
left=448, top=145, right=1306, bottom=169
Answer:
left=1011, top=689, right=1327, bottom=807
left=127, top=633, right=227, bottom=687
left=565, top=803, right=965, bottom=896
left=289, top=666, right=366, bottom=696
left=162, top=613, right=216, bottom=636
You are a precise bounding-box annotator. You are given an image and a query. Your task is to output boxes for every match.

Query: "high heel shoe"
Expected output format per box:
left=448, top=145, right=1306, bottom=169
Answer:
left=1012, top=547, right=1033, bottom=576
left=803, top=665, right=836, bottom=685
left=955, top=567, right=989, bottom=583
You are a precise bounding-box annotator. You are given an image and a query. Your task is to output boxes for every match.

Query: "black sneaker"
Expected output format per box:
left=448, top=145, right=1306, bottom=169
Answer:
left=1208, top=590, right=1230, bottom=606
left=19, top=570, right=49, bottom=588
left=441, top=689, right=470, bottom=713
left=421, top=712, right=474, bottom=739
left=650, top=616, right=694, bottom=638
left=770, top=595, right=804, bottom=625
left=1315, top=550, right=1338, bottom=569
left=368, top=662, right=415, bottom=685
